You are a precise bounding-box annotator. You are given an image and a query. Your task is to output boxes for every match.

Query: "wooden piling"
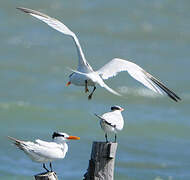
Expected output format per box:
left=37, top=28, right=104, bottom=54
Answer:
left=34, top=171, right=58, bottom=180
left=83, top=141, right=118, bottom=180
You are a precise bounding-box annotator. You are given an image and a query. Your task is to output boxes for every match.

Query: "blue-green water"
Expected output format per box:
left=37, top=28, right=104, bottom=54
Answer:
left=0, top=0, right=189, bottom=179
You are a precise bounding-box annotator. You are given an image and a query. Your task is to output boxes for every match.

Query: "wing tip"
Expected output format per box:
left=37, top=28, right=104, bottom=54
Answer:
left=17, top=7, right=30, bottom=14
left=168, top=94, right=181, bottom=102
left=7, top=136, right=21, bottom=143
left=8, top=136, right=25, bottom=150
left=94, top=113, right=100, bottom=118
left=17, top=7, right=50, bottom=19
left=7, top=136, right=16, bottom=141
left=149, top=76, right=181, bottom=102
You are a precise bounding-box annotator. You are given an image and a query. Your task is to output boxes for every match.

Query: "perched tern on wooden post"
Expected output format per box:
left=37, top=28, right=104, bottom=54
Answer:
left=8, top=132, right=80, bottom=172
left=95, top=105, right=124, bottom=142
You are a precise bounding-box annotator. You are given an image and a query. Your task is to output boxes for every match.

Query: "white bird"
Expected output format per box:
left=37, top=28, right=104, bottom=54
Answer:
left=8, top=132, right=80, bottom=172
left=17, top=7, right=181, bottom=102
left=95, top=105, right=124, bottom=142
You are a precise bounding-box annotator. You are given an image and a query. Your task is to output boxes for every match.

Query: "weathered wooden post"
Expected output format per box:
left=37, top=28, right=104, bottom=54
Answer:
left=83, top=141, right=118, bottom=180
left=34, top=171, right=58, bottom=180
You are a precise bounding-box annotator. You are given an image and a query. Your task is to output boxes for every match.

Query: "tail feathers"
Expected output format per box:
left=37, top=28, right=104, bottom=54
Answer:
left=68, top=68, right=121, bottom=96
left=149, top=76, right=181, bottom=102
left=100, top=81, right=121, bottom=96
left=94, top=113, right=103, bottom=120
left=94, top=114, right=116, bottom=128
left=8, top=136, right=25, bottom=150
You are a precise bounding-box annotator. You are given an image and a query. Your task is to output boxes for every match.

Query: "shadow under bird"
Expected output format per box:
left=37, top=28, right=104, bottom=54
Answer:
left=95, top=105, right=124, bottom=142
left=8, top=132, right=80, bottom=172
left=17, top=7, right=181, bottom=102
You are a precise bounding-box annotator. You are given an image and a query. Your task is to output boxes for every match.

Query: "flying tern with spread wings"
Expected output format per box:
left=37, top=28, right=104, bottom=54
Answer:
left=17, top=7, right=181, bottom=102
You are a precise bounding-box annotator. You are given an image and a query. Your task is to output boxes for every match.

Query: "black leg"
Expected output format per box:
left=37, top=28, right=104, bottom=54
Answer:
left=49, top=162, right=53, bottom=172
left=105, top=133, right=108, bottom=143
left=85, top=80, right=89, bottom=93
left=43, top=163, right=49, bottom=172
left=114, top=134, right=117, bottom=143
left=88, top=86, right=96, bottom=100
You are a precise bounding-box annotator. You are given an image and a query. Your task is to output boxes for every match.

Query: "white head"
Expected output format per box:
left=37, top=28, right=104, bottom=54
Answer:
left=52, top=132, right=80, bottom=144
left=111, top=105, right=124, bottom=112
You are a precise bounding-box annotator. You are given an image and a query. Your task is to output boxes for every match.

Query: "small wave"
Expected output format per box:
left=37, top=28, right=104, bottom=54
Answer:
left=7, top=35, right=50, bottom=48
left=141, top=22, right=153, bottom=33
left=0, top=101, right=30, bottom=110
left=7, top=36, right=34, bottom=48
left=154, top=176, right=173, bottom=180
left=117, top=86, right=161, bottom=98
left=7, top=36, right=23, bottom=45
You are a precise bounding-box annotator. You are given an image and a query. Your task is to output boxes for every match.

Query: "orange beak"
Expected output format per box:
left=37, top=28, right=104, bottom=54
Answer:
left=67, top=136, right=80, bottom=140
left=120, top=108, right=124, bottom=111
left=66, top=81, right=71, bottom=86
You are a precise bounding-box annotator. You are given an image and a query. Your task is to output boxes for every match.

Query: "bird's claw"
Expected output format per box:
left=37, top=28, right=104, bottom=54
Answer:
left=88, top=94, right=92, bottom=100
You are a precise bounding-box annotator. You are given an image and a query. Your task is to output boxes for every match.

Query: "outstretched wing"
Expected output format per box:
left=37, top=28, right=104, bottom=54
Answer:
left=17, top=7, right=93, bottom=72
left=99, top=80, right=121, bottom=96
left=97, top=58, right=181, bottom=102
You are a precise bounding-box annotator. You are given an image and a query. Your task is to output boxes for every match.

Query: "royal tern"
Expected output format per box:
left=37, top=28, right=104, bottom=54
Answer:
left=8, top=132, right=80, bottom=172
left=17, top=7, right=181, bottom=102
left=95, top=105, right=124, bottom=142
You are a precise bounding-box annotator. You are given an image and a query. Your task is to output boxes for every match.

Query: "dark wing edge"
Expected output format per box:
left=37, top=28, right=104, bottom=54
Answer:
left=146, top=72, right=181, bottom=102
left=94, top=114, right=116, bottom=128
left=17, top=7, right=50, bottom=19
left=7, top=136, right=25, bottom=150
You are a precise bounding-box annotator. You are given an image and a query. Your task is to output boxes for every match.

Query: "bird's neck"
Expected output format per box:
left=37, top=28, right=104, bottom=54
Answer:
left=55, top=141, right=68, bottom=150
left=54, top=139, right=67, bottom=145
left=112, top=110, right=121, bottom=114
left=60, top=143, right=68, bottom=155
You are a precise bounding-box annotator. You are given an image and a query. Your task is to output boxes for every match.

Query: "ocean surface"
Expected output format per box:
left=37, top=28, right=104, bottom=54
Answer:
left=0, top=0, right=189, bottom=179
